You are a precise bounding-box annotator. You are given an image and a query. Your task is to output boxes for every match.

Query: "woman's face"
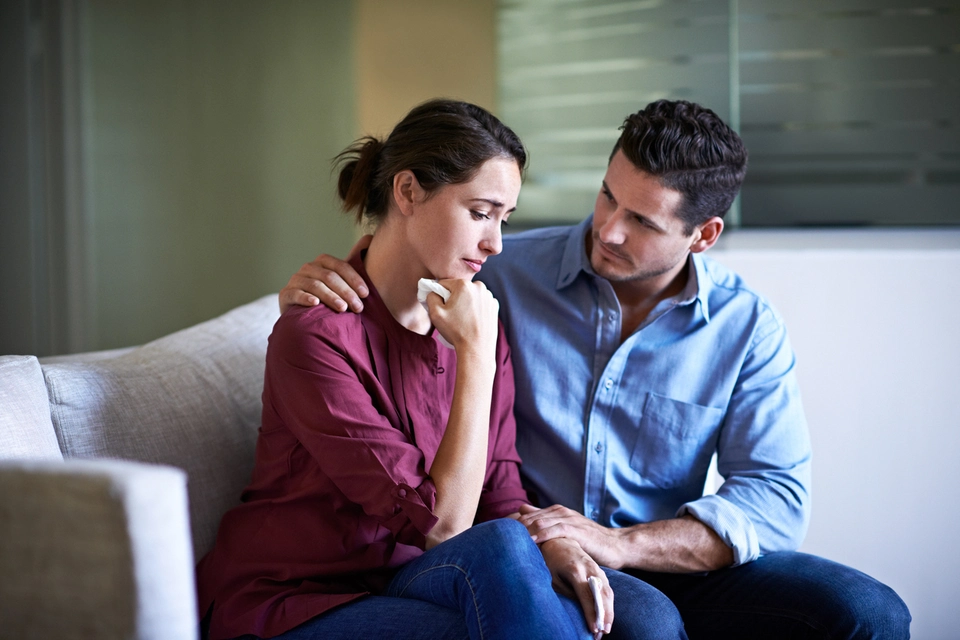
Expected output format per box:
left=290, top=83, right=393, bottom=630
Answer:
left=408, top=156, right=522, bottom=281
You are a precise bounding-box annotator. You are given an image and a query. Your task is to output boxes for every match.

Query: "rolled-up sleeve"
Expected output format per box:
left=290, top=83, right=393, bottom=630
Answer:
left=677, top=308, right=812, bottom=565
left=265, top=311, right=439, bottom=546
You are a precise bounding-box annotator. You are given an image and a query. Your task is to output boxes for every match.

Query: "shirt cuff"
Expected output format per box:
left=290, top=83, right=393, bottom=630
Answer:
left=382, top=480, right=439, bottom=548
left=677, top=494, right=760, bottom=566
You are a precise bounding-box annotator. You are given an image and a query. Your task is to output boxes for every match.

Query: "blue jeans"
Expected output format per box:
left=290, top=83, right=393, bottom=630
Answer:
left=598, top=551, right=910, bottom=640
left=254, top=519, right=590, bottom=640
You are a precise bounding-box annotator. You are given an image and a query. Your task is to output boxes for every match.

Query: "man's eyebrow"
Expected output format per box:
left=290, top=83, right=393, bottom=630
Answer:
left=602, top=181, right=666, bottom=232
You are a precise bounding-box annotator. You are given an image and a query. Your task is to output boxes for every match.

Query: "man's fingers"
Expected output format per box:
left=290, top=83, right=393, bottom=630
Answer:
left=279, top=288, right=320, bottom=314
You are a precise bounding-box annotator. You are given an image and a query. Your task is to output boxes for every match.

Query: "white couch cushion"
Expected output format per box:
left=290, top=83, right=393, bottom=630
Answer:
left=0, top=459, right=197, bottom=640
left=0, top=355, right=63, bottom=461
left=42, top=294, right=279, bottom=559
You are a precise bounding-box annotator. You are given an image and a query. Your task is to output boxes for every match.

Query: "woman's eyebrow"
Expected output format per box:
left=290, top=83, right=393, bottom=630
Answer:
left=470, top=197, right=516, bottom=212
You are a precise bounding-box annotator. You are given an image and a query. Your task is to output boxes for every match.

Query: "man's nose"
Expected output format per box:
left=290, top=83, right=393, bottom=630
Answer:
left=597, top=211, right=626, bottom=245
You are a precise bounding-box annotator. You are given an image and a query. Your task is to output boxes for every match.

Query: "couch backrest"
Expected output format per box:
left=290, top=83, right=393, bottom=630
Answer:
left=0, top=356, right=64, bottom=461
left=41, top=295, right=280, bottom=561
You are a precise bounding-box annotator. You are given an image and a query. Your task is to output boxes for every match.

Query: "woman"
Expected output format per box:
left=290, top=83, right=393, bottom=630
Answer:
left=197, top=99, right=612, bottom=640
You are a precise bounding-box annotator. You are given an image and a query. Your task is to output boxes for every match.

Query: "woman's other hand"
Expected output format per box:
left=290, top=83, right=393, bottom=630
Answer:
left=539, top=538, right=614, bottom=638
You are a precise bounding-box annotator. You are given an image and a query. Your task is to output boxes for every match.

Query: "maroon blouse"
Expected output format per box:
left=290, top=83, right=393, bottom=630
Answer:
left=196, top=256, right=529, bottom=639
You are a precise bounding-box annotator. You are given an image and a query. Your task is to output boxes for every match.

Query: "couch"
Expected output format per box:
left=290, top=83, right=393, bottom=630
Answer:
left=0, top=295, right=280, bottom=640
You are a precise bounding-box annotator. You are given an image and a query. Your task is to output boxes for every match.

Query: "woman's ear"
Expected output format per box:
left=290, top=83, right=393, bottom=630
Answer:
left=392, top=170, right=425, bottom=217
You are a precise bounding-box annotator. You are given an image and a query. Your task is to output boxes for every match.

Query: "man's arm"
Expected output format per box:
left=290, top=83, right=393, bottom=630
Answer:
left=278, top=235, right=373, bottom=314
left=518, top=504, right=733, bottom=573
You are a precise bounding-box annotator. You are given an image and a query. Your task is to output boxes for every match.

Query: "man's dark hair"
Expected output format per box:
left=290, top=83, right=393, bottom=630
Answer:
left=336, top=98, right=527, bottom=223
left=610, top=100, right=747, bottom=234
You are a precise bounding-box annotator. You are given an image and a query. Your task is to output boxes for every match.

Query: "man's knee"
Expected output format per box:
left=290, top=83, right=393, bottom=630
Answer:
left=767, top=552, right=911, bottom=640
left=837, top=574, right=911, bottom=639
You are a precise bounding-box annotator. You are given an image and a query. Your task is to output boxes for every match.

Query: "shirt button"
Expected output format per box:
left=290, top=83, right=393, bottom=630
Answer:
left=591, top=510, right=600, bottom=520
left=608, top=312, right=618, bottom=324
left=398, top=488, right=407, bottom=498
left=595, top=442, right=604, bottom=454
left=604, top=378, right=613, bottom=390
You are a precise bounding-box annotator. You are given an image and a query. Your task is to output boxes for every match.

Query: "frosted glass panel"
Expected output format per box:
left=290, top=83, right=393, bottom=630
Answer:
left=498, top=0, right=732, bottom=226
left=498, top=0, right=960, bottom=227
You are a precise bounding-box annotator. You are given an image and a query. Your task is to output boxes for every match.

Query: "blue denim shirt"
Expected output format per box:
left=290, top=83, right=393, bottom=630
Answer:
left=477, top=216, right=812, bottom=565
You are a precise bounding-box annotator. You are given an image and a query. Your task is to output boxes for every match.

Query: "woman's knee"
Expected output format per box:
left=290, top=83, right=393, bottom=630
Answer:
left=470, top=518, right=542, bottom=565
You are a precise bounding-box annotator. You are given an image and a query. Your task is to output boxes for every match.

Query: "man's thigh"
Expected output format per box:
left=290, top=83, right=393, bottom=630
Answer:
left=627, top=551, right=910, bottom=640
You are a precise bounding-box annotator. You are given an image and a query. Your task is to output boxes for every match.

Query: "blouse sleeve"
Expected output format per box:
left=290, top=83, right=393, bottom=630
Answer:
left=475, top=325, right=530, bottom=523
left=263, top=309, right=438, bottom=548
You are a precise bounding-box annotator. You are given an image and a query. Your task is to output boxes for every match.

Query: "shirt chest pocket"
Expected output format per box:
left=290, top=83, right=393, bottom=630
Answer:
left=630, top=393, right=724, bottom=489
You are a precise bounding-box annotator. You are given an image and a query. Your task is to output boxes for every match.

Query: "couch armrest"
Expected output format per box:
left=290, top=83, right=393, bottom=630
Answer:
left=0, top=459, right=198, bottom=640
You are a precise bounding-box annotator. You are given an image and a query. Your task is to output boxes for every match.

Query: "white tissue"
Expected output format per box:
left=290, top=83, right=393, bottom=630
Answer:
left=588, top=575, right=604, bottom=633
left=417, top=278, right=454, bottom=349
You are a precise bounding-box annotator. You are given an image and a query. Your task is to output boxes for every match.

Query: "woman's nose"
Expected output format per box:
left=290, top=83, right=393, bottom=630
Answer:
left=480, top=227, right=503, bottom=255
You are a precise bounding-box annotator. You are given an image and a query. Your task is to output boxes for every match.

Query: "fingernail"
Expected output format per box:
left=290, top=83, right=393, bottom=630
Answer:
left=358, top=285, right=369, bottom=296
left=334, top=300, right=347, bottom=312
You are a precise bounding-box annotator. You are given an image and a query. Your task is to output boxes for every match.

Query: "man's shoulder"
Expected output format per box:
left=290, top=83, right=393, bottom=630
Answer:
left=697, top=254, right=785, bottom=329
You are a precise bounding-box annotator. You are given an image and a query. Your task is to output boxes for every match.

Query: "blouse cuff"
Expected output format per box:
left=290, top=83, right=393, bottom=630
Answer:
left=382, top=480, right=439, bottom=547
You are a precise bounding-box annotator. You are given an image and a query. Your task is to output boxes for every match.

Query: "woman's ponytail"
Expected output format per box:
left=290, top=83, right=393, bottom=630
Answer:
left=335, top=136, right=384, bottom=223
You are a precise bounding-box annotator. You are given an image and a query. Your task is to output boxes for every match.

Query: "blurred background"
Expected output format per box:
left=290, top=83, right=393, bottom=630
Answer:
left=2, top=3, right=959, bottom=636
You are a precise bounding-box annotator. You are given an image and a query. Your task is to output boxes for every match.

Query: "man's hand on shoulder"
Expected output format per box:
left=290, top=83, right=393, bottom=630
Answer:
left=278, top=235, right=373, bottom=314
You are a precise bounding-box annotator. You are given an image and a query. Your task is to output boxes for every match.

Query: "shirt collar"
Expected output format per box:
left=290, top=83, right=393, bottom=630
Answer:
left=556, top=215, right=596, bottom=290
left=555, top=213, right=713, bottom=323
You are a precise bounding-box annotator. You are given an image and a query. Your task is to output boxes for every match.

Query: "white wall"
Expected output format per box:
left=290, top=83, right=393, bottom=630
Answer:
left=710, top=228, right=960, bottom=640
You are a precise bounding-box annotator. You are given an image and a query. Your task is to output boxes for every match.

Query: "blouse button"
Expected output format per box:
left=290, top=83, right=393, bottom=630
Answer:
left=398, top=488, right=407, bottom=498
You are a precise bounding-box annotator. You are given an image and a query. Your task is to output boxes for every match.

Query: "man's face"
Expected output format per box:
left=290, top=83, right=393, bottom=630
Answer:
left=588, top=150, right=703, bottom=287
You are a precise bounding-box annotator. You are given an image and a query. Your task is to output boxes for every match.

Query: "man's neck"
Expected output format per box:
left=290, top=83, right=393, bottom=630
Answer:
left=610, top=259, right=691, bottom=343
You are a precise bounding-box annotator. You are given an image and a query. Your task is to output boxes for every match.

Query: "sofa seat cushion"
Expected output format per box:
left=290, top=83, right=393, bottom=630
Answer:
left=0, top=355, right=63, bottom=461
left=42, top=294, right=279, bottom=559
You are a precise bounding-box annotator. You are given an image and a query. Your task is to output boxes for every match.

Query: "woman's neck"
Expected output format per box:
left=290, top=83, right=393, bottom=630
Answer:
left=363, top=221, right=432, bottom=335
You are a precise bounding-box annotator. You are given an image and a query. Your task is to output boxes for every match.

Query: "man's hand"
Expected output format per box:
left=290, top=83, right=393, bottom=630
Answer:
left=520, top=503, right=735, bottom=573
left=520, top=504, right=630, bottom=570
left=278, top=235, right=373, bottom=314
left=539, top=538, right=613, bottom=638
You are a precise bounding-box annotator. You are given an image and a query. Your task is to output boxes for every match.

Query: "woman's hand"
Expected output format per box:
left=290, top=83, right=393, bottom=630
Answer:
left=278, top=235, right=373, bottom=314
left=425, top=279, right=500, bottom=359
left=539, top=538, right=614, bottom=638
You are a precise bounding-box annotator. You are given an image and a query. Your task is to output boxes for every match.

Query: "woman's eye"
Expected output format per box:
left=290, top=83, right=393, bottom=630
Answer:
left=471, top=211, right=490, bottom=220
left=501, top=218, right=510, bottom=228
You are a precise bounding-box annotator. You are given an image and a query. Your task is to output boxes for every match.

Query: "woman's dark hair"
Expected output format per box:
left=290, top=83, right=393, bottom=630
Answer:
left=611, top=100, right=748, bottom=234
left=335, top=99, right=527, bottom=223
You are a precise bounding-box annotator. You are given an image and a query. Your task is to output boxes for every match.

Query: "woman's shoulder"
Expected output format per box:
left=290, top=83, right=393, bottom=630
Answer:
left=268, top=304, right=366, bottom=362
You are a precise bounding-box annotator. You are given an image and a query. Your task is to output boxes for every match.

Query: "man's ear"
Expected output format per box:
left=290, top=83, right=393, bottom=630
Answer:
left=690, top=216, right=724, bottom=254
left=392, top=170, right=425, bottom=217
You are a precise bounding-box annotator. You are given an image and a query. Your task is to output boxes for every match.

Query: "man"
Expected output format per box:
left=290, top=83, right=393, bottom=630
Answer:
left=280, top=100, right=910, bottom=638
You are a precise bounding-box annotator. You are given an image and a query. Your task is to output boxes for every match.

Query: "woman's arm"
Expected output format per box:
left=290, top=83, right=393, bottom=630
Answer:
left=422, top=279, right=501, bottom=548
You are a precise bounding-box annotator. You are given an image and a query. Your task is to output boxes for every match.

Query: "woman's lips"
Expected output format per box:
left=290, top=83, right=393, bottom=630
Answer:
left=463, top=259, right=483, bottom=273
